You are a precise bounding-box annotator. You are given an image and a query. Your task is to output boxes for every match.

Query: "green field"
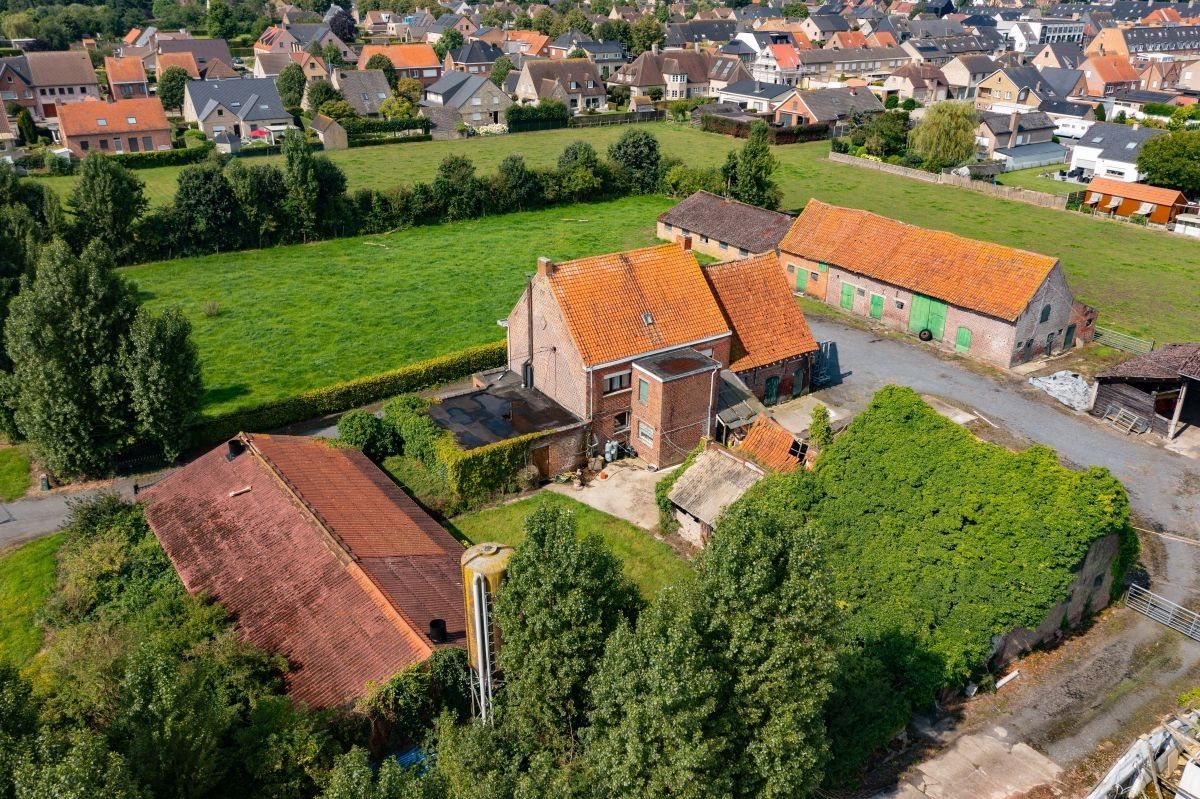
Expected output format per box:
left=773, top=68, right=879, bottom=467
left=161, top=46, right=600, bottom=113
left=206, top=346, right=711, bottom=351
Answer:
left=126, top=195, right=671, bottom=415
left=447, top=493, right=690, bottom=599
left=0, top=534, right=61, bottom=667
left=0, top=447, right=30, bottom=502
left=995, top=165, right=1078, bottom=196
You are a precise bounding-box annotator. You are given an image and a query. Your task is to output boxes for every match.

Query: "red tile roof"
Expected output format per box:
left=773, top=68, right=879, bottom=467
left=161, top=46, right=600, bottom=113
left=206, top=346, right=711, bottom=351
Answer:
left=770, top=43, right=802, bottom=70
left=105, top=55, right=147, bottom=84
left=779, top=200, right=1059, bottom=322
left=703, top=252, right=818, bottom=371
left=157, top=51, right=200, bottom=78
left=544, top=243, right=731, bottom=367
left=58, top=97, right=169, bottom=137
left=358, top=43, right=439, bottom=70
left=735, top=415, right=801, bottom=472
left=1085, top=176, right=1187, bottom=207
left=142, top=434, right=465, bottom=708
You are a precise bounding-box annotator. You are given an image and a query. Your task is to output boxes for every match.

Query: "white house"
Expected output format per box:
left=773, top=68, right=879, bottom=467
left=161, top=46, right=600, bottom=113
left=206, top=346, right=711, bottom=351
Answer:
left=1068, top=121, right=1166, bottom=182
left=716, top=78, right=797, bottom=112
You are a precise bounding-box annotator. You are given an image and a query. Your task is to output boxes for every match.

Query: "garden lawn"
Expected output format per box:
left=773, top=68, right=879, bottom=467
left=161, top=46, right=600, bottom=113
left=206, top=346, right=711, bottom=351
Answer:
left=994, top=165, right=1078, bottom=196
left=447, top=493, right=690, bottom=599
left=0, top=534, right=62, bottom=667
left=124, top=195, right=672, bottom=415
left=0, top=447, right=30, bottom=502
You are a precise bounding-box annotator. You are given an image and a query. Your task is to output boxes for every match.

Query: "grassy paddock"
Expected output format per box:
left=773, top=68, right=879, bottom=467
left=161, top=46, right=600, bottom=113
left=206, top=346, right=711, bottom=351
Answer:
left=0, top=447, right=31, bottom=502
left=0, top=534, right=62, bottom=667
left=125, top=195, right=672, bottom=415
left=447, top=493, right=690, bottom=599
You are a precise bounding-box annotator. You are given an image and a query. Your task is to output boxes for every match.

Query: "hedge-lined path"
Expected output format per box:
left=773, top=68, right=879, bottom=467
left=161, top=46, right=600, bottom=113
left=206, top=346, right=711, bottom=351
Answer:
left=0, top=476, right=147, bottom=552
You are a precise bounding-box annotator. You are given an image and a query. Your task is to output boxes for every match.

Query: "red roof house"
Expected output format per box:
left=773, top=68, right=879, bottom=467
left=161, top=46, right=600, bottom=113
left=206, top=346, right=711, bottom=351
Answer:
left=141, top=433, right=466, bottom=708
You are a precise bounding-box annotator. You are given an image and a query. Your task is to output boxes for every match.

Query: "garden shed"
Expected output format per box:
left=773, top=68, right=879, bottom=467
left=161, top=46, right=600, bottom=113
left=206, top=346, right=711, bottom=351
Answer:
left=667, top=445, right=765, bottom=547
left=1094, top=344, right=1200, bottom=439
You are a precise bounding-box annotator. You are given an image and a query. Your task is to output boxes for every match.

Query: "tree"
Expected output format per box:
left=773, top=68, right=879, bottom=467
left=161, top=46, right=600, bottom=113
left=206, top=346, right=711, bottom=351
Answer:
left=555, top=140, right=604, bottom=201
left=319, top=99, right=359, bottom=121
left=68, top=155, right=148, bottom=264
left=730, top=121, right=781, bottom=209
left=1137, top=129, right=1200, bottom=196
left=224, top=159, right=286, bottom=249
left=782, top=1, right=809, bottom=17
left=655, top=3, right=670, bottom=22
left=884, top=93, right=899, bottom=109
left=490, top=154, right=543, bottom=212
left=595, top=19, right=631, bottom=46
left=1092, top=103, right=1106, bottom=122
left=322, top=41, right=346, bottom=67
left=378, top=95, right=415, bottom=120
left=860, top=109, right=909, bottom=158
left=630, top=15, right=665, bottom=55
left=490, top=56, right=514, bottom=88
left=275, top=62, right=307, bottom=109
left=493, top=502, right=640, bottom=754
left=809, top=404, right=833, bottom=451
left=121, top=307, right=203, bottom=462
left=531, top=8, right=555, bottom=34
left=431, top=156, right=487, bottom=221
left=12, top=729, right=145, bottom=799
left=900, top=97, right=919, bottom=111
left=394, top=77, right=423, bottom=104
left=434, top=28, right=464, bottom=60
left=321, top=747, right=431, bottom=799
left=206, top=0, right=238, bottom=39
left=907, top=100, right=976, bottom=171
left=282, top=130, right=319, bottom=241
left=15, top=107, right=37, bottom=146
left=156, top=65, right=190, bottom=111
left=608, top=128, right=662, bottom=193
left=481, top=7, right=511, bottom=28
left=365, top=53, right=396, bottom=87
left=304, top=79, right=342, bottom=113
left=327, top=7, right=357, bottom=43
left=3, top=241, right=139, bottom=476
left=646, top=86, right=663, bottom=102
left=562, top=8, right=593, bottom=35
left=174, top=160, right=240, bottom=254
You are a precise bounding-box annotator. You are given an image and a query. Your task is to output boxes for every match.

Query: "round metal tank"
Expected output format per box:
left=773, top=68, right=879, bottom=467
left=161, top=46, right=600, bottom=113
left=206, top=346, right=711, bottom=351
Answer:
left=461, top=542, right=513, bottom=721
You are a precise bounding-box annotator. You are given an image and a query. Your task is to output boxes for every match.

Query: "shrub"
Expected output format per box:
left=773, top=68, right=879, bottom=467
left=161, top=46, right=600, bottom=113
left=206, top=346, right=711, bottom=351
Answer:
left=700, top=114, right=829, bottom=144
left=654, top=441, right=704, bottom=531
left=505, top=100, right=570, bottom=132
left=201, top=300, right=220, bottom=317
left=337, top=409, right=400, bottom=460
left=109, top=141, right=215, bottom=169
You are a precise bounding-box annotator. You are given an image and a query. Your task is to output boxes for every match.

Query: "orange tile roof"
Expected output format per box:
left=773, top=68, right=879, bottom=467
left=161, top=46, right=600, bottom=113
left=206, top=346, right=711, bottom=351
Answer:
left=831, top=31, right=869, bottom=48
left=770, top=43, right=801, bottom=70
left=736, top=415, right=801, bottom=472
left=545, top=243, right=730, bottom=367
left=869, top=31, right=897, bottom=47
left=358, top=43, right=439, bottom=70
left=1084, top=54, right=1140, bottom=84
left=58, top=97, right=169, bottom=137
left=157, top=50, right=200, bottom=78
left=106, top=55, right=146, bottom=84
left=703, top=252, right=818, bottom=371
left=123, top=27, right=142, bottom=45
left=506, top=30, right=551, bottom=54
left=1085, top=176, right=1187, bottom=207
left=780, top=200, right=1059, bottom=322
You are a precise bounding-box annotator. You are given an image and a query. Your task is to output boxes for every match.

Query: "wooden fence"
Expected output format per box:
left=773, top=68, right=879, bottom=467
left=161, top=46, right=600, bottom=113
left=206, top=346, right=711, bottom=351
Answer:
left=827, top=152, right=1068, bottom=210
left=567, top=110, right=666, bottom=127
left=1094, top=326, right=1155, bottom=356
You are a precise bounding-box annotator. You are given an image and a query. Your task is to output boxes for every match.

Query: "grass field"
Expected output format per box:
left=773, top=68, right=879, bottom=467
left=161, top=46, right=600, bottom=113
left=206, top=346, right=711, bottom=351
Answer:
left=126, top=195, right=672, bottom=415
left=0, top=447, right=30, bottom=502
left=447, top=493, right=690, bottom=599
left=0, top=534, right=61, bottom=667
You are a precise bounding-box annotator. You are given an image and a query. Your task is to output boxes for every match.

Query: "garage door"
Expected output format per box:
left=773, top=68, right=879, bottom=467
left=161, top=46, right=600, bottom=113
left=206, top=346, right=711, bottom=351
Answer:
left=908, top=294, right=947, bottom=340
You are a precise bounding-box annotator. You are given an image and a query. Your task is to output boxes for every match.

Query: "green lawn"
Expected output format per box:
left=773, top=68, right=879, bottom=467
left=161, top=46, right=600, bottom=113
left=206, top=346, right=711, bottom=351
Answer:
left=447, top=493, right=690, bottom=599
left=125, top=195, right=672, bottom=415
left=0, top=534, right=62, bottom=667
left=0, top=447, right=30, bottom=502
left=995, top=165, right=1078, bottom=196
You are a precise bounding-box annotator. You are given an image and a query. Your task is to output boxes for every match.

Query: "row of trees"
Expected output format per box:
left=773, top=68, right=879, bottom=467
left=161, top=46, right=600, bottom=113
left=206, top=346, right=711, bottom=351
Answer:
left=836, top=102, right=978, bottom=172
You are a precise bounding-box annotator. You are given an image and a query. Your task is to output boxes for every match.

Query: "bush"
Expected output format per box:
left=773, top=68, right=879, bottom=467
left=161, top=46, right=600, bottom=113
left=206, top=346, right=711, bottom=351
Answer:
left=337, top=409, right=400, bottom=460
left=340, top=116, right=431, bottom=135
left=654, top=441, right=704, bottom=531
left=662, top=163, right=724, bottom=197
left=346, top=133, right=433, bottom=148
left=108, top=141, right=215, bottom=169
left=189, top=340, right=506, bottom=449
left=700, top=114, right=829, bottom=144
left=505, top=100, right=570, bottom=132
left=44, top=151, right=74, bottom=175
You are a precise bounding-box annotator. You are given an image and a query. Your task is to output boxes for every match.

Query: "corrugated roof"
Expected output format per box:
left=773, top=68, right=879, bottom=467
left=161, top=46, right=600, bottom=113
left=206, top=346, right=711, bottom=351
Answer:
left=779, top=200, right=1059, bottom=322
left=703, top=252, right=818, bottom=371
left=545, top=243, right=731, bottom=367
left=667, top=447, right=763, bottom=526
left=141, top=434, right=464, bottom=708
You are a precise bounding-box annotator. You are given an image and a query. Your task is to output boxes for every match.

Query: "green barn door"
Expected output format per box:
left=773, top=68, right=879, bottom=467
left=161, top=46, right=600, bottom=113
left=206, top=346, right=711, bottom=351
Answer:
left=840, top=282, right=854, bottom=310
left=955, top=326, right=971, bottom=353
left=909, top=294, right=946, bottom=339
left=927, top=299, right=947, bottom=340
left=869, top=294, right=884, bottom=320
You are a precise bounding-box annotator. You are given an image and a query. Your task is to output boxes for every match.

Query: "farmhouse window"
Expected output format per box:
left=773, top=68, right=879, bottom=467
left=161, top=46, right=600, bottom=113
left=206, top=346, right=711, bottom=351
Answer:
left=603, top=371, right=631, bottom=394
left=614, top=411, right=630, bottom=433
left=1039, top=304, right=1052, bottom=323
left=638, top=378, right=649, bottom=405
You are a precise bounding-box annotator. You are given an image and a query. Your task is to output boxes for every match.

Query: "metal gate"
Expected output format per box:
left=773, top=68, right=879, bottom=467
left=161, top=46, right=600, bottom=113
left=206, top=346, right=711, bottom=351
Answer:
left=1126, top=584, right=1200, bottom=642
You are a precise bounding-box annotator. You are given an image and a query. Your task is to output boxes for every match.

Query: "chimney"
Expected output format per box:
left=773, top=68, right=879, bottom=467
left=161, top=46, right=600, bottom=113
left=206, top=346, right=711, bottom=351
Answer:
left=679, top=234, right=692, bottom=250
left=536, top=256, right=555, bottom=276
left=652, top=42, right=660, bottom=54
left=1009, top=110, right=1020, bottom=146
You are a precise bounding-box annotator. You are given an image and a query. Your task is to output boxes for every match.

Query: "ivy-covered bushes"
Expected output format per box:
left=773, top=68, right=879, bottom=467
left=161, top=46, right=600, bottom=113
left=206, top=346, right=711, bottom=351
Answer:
left=337, top=410, right=400, bottom=460
left=358, top=649, right=472, bottom=753
left=190, top=340, right=505, bottom=449
left=654, top=441, right=704, bottom=531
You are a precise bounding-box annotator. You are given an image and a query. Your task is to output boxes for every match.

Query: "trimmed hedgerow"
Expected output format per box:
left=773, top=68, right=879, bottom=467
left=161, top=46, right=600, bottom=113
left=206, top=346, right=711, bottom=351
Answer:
left=189, top=340, right=505, bottom=448
left=341, top=117, right=431, bottom=135
left=108, top=141, right=215, bottom=168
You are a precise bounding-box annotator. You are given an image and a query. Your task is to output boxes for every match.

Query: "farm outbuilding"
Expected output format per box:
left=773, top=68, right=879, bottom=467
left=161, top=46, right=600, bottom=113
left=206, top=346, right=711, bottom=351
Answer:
left=1094, top=344, right=1200, bottom=439
left=1081, top=177, right=1189, bottom=226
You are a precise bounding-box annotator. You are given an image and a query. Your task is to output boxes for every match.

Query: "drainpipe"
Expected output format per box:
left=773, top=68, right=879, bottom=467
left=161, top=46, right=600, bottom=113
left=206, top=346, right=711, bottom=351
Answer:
left=523, top=275, right=534, bottom=387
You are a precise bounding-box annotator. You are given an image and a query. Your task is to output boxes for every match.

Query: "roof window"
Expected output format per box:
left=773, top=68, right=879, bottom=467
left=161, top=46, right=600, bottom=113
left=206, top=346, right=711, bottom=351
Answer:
left=642, top=312, right=654, bottom=326
left=97, top=118, right=107, bottom=126
left=126, top=116, right=136, bottom=123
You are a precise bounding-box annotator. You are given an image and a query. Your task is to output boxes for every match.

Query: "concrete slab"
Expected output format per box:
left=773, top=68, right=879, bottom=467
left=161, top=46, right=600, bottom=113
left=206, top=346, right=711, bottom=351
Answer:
left=921, top=394, right=977, bottom=426
left=770, top=394, right=854, bottom=436
left=1166, top=425, right=1200, bottom=460
left=872, top=728, right=1063, bottom=799
left=543, top=458, right=666, bottom=530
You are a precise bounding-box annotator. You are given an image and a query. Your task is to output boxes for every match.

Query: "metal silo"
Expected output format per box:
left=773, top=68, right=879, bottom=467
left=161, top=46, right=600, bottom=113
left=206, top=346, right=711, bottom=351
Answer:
left=461, top=542, right=514, bottom=723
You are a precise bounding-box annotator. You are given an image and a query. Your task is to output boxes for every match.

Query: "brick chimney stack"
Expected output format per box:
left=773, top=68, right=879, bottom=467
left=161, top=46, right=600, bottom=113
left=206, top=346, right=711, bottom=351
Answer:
left=678, top=235, right=692, bottom=251
left=537, top=256, right=555, bottom=276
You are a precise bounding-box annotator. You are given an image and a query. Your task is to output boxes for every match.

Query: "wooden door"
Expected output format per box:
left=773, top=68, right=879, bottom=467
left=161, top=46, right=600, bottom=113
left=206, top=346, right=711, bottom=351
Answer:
left=531, top=446, right=550, bottom=478
left=840, top=282, right=854, bottom=310
left=869, top=294, right=884, bottom=320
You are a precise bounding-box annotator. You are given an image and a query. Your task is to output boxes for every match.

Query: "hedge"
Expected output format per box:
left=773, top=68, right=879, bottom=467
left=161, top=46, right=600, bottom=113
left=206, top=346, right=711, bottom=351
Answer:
left=188, top=340, right=506, bottom=448
left=347, top=133, right=434, bottom=148
left=700, top=114, right=829, bottom=144
left=342, top=116, right=431, bottom=134
left=108, top=141, right=215, bottom=168
left=506, top=100, right=570, bottom=133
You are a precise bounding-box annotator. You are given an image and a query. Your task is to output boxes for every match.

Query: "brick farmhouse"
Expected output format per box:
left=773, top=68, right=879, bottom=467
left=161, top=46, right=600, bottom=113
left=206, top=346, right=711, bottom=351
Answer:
left=779, top=200, right=1096, bottom=367
left=57, top=97, right=172, bottom=156
left=505, top=242, right=817, bottom=469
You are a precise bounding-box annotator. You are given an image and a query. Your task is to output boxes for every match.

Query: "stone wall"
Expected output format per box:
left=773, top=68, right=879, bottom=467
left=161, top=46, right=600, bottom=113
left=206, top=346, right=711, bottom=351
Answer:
left=827, top=151, right=1069, bottom=210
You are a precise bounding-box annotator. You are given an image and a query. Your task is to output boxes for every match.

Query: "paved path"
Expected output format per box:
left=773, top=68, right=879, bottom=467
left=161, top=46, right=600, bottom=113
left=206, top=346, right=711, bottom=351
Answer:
left=0, top=476, right=149, bottom=551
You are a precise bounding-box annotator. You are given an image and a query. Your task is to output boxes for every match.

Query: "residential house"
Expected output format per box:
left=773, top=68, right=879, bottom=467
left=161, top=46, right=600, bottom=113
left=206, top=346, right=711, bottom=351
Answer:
left=1177, top=59, right=1200, bottom=92
left=976, top=109, right=1067, bottom=170
left=427, top=13, right=477, bottom=43
left=503, top=30, right=551, bottom=59
left=1085, top=25, right=1200, bottom=61
left=665, top=20, right=739, bottom=48
left=883, top=62, right=949, bottom=104
left=358, top=44, right=442, bottom=86
left=255, top=24, right=356, bottom=64
left=800, top=14, right=851, bottom=43
left=12, top=51, right=101, bottom=121
left=795, top=46, right=912, bottom=88
left=1030, top=41, right=1083, bottom=69
left=0, top=105, right=18, bottom=151
left=183, top=77, right=293, bottom=139
left=0, top=56, right=35, bottom=116
left=444, top=40, right=504, bottom=76
left=773, top=85, right=884, bottom=126
left=1038, top=66, right=1087, bottom=99
left=1079, top=54, right=1141, bottom=97
left=1068, top=121, right=1165, bottom=181
left=942, top=54, right=997, bottom=99
left=751, top=43, right=805, bottom=86
left=1094, top=345, right=1200, bottom=440
left=157, top=38, right=237, bottom=76
left=359, top=9, right=396, bottom=36
left=330, top=69, right=391, bottom=115
left=1040, top=97, right=1097, bottom=139
left=826, top=30, right=869, bottom=49
left=57, top=96, right=172, bottom=156
left=253, top=51, right=328, bottom=80
left=469, top=26, right=507, bottom=48
left=610, top=48, right=747, bottom=99
left=309, top=112, right=347, bottom=149
left=1111, top=88, right=1181, bottom=120
left=974, top=65, right=1058, bottom=111
left=155, top=51, right=203, bottom=79
left=515, top=59, right=607, bottom=112
left=1080, top=176, right=1189, bottom=226
left=1008, top=19, right=1085, bottom=54
left=504, top=243, right=818, bottom=468
left=657, top=190, right=795, bottom=261
left=421, top=70, right=513, bottom=129
left=716, top=79, right=796, bottom=112
left=577, top=41, right=628, bottom=79
left=104, top=56, right=148, bottom=99
left=141, top=433, right=466, bottom=709
left=1134, top=59, right=1181, bottom=92
left=548, top=29, right=594, bottom=59
left=778, top=200, right=1096, bottom=367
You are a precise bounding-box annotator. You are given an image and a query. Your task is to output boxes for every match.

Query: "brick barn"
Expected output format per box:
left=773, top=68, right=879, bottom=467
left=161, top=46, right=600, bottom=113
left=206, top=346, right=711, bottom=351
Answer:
left=505, top=243, right=818, bottom=469
left=779, top=200, right=1096, bottom=368
left=141, top=433, right=465, bottom=708
left=656, top=190, right=795, bottom=261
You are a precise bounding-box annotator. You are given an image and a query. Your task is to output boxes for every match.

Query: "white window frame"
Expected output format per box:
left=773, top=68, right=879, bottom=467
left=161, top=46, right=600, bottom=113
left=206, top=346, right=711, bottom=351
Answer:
left=637, top=421, right=654, bottom=444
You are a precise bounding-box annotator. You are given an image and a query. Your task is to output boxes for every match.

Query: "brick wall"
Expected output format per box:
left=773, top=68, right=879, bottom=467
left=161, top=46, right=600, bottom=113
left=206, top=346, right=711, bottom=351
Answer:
left=736, top=354, right=812, bottom=403
left=656, top=221, right=753, bottom=261
left=630, top=365, right=719, bottom=468
left=506, top=276, right=589, bottom=420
